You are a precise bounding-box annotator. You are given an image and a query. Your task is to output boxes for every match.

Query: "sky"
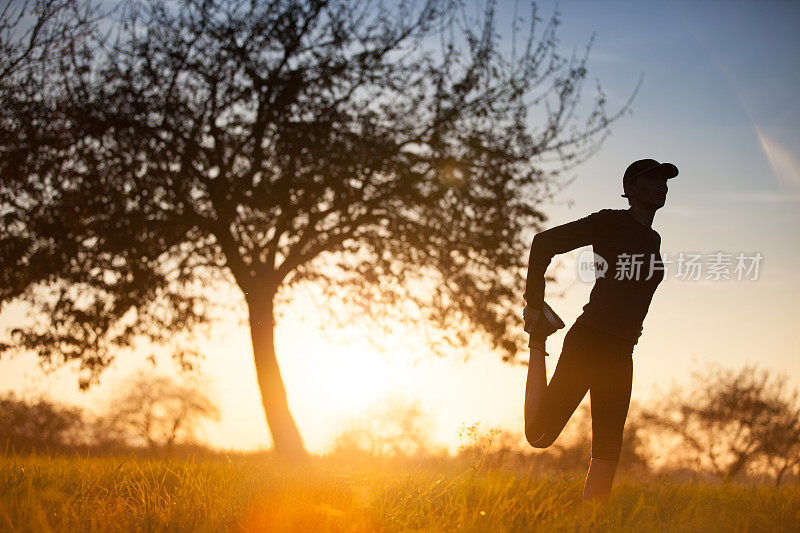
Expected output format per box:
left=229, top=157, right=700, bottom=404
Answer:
left=1, top=0, right=799, bottom=454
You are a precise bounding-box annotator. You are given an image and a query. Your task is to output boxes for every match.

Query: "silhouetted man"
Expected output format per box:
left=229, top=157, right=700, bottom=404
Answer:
left=523, top=158, right=678, bottom=504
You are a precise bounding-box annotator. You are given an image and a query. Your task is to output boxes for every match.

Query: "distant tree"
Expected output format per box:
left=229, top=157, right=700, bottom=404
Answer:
left=743, top=370, right=800, bottom=486
left=0, top=392, right=89, bottom=453
left=107, top=371, right=220, bottom=451
left=329, top=395, right=435, bottom=457
left=0, top=0, right=636, bottom=456
left=641, top=363, right=800, bottom=484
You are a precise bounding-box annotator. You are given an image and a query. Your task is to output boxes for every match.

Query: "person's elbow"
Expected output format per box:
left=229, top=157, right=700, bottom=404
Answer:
left=531, top=231, right=552, bottom=253
left=529, top=232, right=552, bottom=271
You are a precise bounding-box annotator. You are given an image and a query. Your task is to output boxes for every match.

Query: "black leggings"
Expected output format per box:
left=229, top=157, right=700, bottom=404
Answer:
left=525, top=321, right=634, bottom=462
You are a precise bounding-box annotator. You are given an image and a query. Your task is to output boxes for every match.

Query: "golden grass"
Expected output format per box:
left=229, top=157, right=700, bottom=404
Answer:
left=1, top=454, right=798, bottom=532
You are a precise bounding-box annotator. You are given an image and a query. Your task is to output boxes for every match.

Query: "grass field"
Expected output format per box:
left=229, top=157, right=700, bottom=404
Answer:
left=1, top=454, right=798, bottom=532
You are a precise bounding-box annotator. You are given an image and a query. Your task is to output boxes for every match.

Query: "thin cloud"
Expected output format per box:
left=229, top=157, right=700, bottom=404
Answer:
left=723, top=191, right=800, bottom=203
left=671, top=191, right=800, bottom=209
left=754, top=125, right=800, bottom=193
left=705, top=190, right=800, bottom=204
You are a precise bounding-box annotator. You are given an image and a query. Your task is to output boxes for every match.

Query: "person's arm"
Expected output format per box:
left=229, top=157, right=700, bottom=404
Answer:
left=524, top=209, right=608, bottom=307
left=523, top=210, right=608, bottom=350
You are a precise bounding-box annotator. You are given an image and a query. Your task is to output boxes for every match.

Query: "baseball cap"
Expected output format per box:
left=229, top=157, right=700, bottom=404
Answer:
left=621, top=159, right=679, bottom=198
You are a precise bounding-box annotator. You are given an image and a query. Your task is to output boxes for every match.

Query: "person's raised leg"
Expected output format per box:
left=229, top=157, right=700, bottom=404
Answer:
left=524, top=345, right=547, bottom=437
left=525, top=336, right=590, bottom=448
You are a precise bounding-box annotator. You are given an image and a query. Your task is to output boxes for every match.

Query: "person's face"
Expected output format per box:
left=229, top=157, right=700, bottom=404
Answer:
left=632, top=171, right=669, bottom=209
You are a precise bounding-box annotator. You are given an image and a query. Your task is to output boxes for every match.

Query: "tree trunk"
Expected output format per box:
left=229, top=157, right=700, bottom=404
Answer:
left=724, top=452, right=750, bottom=482
left=246, top=289, right=306, bottom=458
left=774, top=462, right=791, bottom=487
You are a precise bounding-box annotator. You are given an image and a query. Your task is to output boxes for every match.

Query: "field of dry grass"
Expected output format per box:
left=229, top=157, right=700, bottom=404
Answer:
left=2, top=453, right=798, bottom=532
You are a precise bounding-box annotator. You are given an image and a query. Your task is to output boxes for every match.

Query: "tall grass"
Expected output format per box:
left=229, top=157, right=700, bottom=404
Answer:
left=1, top=453, right=798, bottom=532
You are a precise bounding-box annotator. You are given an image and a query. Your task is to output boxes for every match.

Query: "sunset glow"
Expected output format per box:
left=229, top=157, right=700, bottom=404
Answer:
left=1, top=2, right=799, bottom=529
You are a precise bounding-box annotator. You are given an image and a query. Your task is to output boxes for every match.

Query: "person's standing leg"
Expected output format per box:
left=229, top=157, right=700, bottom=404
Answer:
left=583, top=351, right=633, bottom=503
left=583, top=457, right=620, bottom=504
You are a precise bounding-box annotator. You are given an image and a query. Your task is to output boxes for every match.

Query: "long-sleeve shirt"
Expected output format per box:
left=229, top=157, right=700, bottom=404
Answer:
left=524, top=208, right=665, bottom=348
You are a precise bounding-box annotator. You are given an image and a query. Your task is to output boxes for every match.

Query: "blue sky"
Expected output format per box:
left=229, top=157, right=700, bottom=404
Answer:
left=1, top=0, right=798, bottom=452
left=510, top=0, right=800, bottom=408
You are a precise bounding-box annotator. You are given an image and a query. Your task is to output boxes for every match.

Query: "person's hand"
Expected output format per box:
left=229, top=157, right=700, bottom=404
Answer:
left=523, top=304, right=542, bottom=333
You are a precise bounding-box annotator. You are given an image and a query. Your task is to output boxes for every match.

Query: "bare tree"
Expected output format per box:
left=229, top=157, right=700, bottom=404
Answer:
left=108, top=370, right=220, bottom=451
left=329, top=395, right=434, bottom=457
left=0, top=392, right=89, bottom=452
left=0, top=0, right=636, bottom=456
left=641, top=363, right=800, bottom=484
left=0, top=0, right=102, bottom=82
left=749, top=373, right=800, bottom=486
